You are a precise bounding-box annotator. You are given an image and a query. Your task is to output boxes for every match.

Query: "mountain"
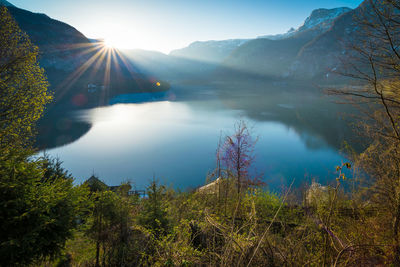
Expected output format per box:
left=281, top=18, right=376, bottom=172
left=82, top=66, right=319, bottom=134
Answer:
left=168, top=7, right=351, bottom=72
left=7, top=6, right=90, bottom=72
left=130, top=39, right=252, bottom=82
left=121, top=5, right=357, bottom=83
left=290, top=2, right=371, bottom=79
left=1, top=3, right=169, bottom=149
left=218, top=30, right=319, bottom=79
left=217, top=6, right=353, bottom=80
left=298, top=7, right=352, bottom=32
left=258, top=7, right=351, bottom=40
left=170, top=39, right=250, bottom=64
left=258, top=28, right=296, bottom=41
left=121, top=48, right=231, bottom=83
left=3, top=4, right=167, bottom=108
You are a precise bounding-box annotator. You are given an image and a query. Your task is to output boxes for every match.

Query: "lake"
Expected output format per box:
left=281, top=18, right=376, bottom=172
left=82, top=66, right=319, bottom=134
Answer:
left=43, top=83, right=354, bottom=190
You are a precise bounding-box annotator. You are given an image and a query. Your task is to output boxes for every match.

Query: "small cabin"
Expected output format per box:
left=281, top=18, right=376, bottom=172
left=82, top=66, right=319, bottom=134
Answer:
left=306, top=182, right=330, bottom=206
left=197, top=177, right=223, bottom=195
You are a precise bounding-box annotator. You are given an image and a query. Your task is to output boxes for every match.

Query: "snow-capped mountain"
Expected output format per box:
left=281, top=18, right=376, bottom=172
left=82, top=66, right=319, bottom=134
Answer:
left=170, top=39, right=250, bottom=64
left=168, top=6, right=353, bottom=79
left=299, top=7, right=352, bottom=31
left=259, top=28, right=296, bottom=41
left=290, top=3, right=370, bottom=79
left=216, top=5, right=365, bottom=80
left=258, top=7, right=351, bottom=40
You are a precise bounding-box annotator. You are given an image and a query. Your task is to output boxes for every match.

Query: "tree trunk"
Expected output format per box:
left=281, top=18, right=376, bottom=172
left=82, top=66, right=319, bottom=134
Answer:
left=95, top=213, right=102, bottom=267
left=393, top=198, right=400, bottom=265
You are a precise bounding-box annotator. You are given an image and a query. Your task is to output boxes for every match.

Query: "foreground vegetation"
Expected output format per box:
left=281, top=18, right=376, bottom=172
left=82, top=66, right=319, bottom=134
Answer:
left=46, top=168, right=384, bottom=266
left=2, top=1, right=400, bottom=266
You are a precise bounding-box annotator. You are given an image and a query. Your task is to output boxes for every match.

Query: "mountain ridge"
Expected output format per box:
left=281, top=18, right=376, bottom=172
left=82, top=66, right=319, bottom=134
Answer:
left=3, top=5, right=167, bottom=108
left=290, top=1, right=371, bottom=79
left=215, top=3, right=372, bottom=81
left=167, top=5, right=355, bottom=81
left=258, top=7, right=351, bottom=40
left=169, top=39, right=250, bottom=64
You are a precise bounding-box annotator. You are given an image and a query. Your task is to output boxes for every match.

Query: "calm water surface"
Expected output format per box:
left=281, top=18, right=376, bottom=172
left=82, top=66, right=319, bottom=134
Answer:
left=45, top=96, right=347, bottom=190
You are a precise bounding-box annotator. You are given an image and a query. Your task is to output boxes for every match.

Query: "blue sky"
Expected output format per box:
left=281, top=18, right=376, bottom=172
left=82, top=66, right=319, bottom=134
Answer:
left=11, top=0, right=363, bottom=53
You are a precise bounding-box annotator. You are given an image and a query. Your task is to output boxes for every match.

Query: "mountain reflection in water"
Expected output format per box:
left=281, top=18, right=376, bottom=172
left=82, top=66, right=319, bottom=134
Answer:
left=42, top=81, right=357, bottom=190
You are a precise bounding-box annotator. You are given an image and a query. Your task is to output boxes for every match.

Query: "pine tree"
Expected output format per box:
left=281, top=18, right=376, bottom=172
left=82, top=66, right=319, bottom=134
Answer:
left=138, top=180, right=169, bottom=238
left=0, top=154, right=87, bottom=265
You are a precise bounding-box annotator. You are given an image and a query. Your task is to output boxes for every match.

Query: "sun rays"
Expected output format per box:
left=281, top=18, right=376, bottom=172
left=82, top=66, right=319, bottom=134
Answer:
left=53, top=40, right=151, bottom=106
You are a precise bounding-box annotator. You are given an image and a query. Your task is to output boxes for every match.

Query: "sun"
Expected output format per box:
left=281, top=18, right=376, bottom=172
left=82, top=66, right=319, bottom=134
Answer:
left=103, top=39, right=116, bottom=49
